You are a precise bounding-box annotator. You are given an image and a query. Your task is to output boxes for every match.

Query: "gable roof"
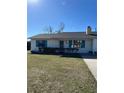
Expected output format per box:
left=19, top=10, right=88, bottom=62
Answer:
left=29, top=32, right=97, bottom=40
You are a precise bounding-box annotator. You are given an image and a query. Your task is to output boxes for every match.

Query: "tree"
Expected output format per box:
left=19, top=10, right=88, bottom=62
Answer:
left=44, top=25, right=53, bottom=34
left=57, top=22, right=65, bottom=33
left=43, top=23, right=65, bottom=34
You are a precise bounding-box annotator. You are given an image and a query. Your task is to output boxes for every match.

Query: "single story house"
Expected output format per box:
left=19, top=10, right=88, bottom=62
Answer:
left=29, top=26, right=97, bottom=54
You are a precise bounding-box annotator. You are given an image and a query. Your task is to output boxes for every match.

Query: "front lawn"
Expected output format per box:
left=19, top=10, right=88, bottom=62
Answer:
left=27, top=53, right=97, bottom=93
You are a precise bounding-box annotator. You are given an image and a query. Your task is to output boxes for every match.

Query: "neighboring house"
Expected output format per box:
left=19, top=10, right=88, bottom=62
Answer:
left=27, top=39, right=31, bottom=50
left=29, top=26, right=97, bottom=54
left=27, top=41, right=31, bottom=50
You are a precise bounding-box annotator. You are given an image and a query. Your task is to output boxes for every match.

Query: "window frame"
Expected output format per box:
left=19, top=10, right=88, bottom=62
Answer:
left=68, top=40, right=85, bottom=48
left=36, top=40, right=47, bottom=48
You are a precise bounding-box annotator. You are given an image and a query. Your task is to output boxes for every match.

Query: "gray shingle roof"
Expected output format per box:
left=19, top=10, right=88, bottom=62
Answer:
left=30, top=32, right=97, bottom=40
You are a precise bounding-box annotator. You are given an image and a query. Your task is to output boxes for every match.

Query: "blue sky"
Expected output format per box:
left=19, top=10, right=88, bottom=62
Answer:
left=27, top=0, right=97, bottom=37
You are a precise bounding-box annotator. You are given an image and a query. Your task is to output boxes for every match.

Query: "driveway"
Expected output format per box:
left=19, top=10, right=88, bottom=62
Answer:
left=83, top=59, right=97, bottom=80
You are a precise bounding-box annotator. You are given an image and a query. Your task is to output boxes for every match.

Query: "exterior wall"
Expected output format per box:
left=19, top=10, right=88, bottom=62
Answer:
left=47, top=40, right=59, bottom=48
left=31, top=40, right=60, bottom=51
left=78, top=39, right=92, bottom=53
left=64, top=39, right=92, bottom=53
left=93, top=39, right=97, bottom=52
left=31, top=40, right=38, bottom=51
left=31, top=39, right=93, bottom=53
left=64, top=40, right=69, bottom=48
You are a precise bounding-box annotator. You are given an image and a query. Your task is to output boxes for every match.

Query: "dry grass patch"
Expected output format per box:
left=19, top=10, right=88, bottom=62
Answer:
left=28, top=53, right=97, bottom=93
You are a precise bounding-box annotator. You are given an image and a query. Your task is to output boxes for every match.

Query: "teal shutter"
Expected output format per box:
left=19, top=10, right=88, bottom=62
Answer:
left=42, top=40, right=47, bottom=48
left=60, top=41, right=64, bottom=48
left=36, top=40, right=39, bottom=47
left=81, top=40, right=85, bottom=48
left=45, top=40, right=47, bottom=48
left=69, top=40, right=72, bottom=48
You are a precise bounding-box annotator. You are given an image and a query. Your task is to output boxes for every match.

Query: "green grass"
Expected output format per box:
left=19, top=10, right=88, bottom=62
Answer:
left=27, top=53, right=97, bottom=93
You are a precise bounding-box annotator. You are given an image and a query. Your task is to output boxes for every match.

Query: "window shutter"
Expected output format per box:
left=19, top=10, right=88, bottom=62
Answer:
left=44, top=40, right=47, bottom=48
left=81, top=40, right=85, bottom=48
left=69, top=40, right=72, bottom=48
left=36, top=40, right=39, bottom=47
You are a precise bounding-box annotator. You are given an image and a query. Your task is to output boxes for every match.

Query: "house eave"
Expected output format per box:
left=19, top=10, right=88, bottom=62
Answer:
left=31, top=37, right=96, bottom=40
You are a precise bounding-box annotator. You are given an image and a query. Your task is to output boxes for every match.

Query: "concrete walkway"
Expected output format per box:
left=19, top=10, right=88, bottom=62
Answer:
left=83, top=59, right=97, bottom=80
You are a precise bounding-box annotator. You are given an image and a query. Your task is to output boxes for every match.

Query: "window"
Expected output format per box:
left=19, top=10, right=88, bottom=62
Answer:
left=65, top=40, right=69, bottom=44
left=60, top=41, right=64, bottom=48
left=36, top=40, right=47, bottom=48
left=81, top=40, right=85, bottom=48
left=68, top=40, right=85, bottom=48
left=69, top=40, right=72, bottom=48
left=73, top=40, right=81, bottom=48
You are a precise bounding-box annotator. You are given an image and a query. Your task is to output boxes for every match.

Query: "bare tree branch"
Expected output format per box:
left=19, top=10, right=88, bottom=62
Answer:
left=44, top=25, right=53, bottom=34
left=57, top=22, right=65, bottom=33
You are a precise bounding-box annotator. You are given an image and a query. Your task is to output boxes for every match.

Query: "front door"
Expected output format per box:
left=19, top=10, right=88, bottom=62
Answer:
left=60, top=41, right=64, bottom=48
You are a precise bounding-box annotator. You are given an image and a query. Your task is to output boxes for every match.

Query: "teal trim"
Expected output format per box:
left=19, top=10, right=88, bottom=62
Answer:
left=44, top=40, right=47, bottom=48
left=45, top=40, right=47, bottom=48
left=42, top=40, right=47, bottom=48
left=81, top=40, right=85, bottom=48
left=69, top=40, right=72, bottom=48
left=60, top=40, right=64, bottom=48
left=36, top=40, right=40, bottom=47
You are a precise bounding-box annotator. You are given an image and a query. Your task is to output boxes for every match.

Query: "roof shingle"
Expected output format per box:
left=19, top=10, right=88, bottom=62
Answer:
left=30, top=32, right=97, bottom=40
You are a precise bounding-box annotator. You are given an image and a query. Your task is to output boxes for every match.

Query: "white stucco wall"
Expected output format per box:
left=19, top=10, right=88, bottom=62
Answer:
left=31, top=40, right=38, bottom=51
left=31, top=39, right=93, bottom=53
left=78, top=39, right=92, bottom=53
left=93, top=39, right=97, bottom=52
left=47, top=40, right=59, bottom=48
left=31, top=40, right=60, bottom=51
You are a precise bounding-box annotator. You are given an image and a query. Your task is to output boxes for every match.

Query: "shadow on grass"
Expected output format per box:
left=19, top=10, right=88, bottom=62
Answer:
left=80, top=53, right=97, bottom=59
left=60, top=53, right=97, bottom=59
left=29, top=51, right=97, bottom=59
left=60, top=53, right=82, bottom=58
